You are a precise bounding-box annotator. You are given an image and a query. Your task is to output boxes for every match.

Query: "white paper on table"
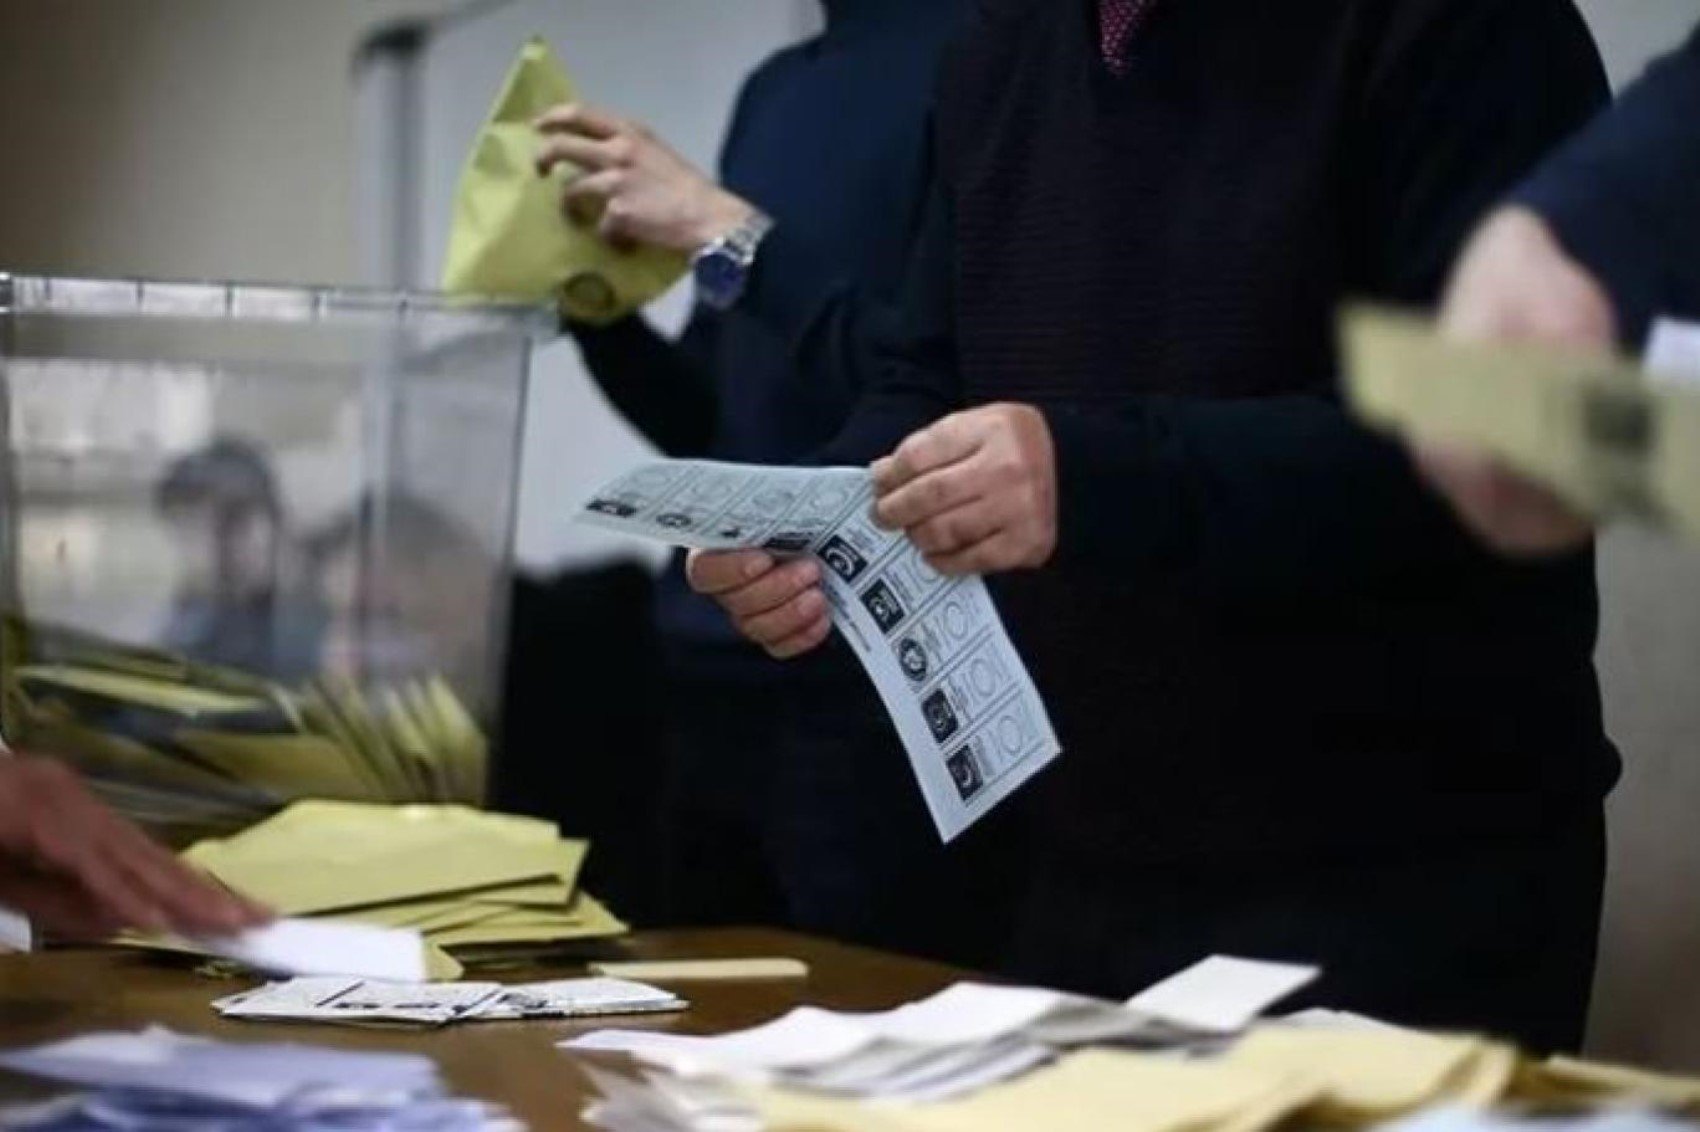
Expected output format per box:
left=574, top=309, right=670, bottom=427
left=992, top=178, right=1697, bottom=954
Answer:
left=192, top=917, right=427, bottom=983
left=468, top=978, right=686, bottom=1021
left=882, top=1039, right=1055, bottom=1104
left=217, top=975, right=502, bottom=1026
left=577, top=459, right=1061, bottom=842
left=1125, top=955, right=1319, bottom=1035
left=0, top=904, right=31, bottom=952
left=863, top=983, right=1141, bottom=1047
left=566, top=1006, right=873, bottom=1074
left=0, top=1026, right=440, bottom=1109
left=797, top=1035, right=1051, bottom=1101
left=1647, top=317, right=1700, bottom=387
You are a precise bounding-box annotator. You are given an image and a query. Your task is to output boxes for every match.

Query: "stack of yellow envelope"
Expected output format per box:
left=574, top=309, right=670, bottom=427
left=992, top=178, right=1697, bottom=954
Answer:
left=129, top=801, right=625, bottom=979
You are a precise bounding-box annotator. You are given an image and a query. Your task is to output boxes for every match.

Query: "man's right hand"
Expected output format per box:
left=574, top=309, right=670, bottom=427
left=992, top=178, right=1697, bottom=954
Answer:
left=685, top=550, right=833, bottom=659
left=1415, top=206, right=1617, bottom=557
left=0, top=758, right=272, bottom=942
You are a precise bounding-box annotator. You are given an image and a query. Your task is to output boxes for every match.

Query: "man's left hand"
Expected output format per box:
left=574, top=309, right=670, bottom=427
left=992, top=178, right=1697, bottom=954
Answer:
left=535, top=103, right=754, bottom=254
left=871, top=403, right=1058, bottom=575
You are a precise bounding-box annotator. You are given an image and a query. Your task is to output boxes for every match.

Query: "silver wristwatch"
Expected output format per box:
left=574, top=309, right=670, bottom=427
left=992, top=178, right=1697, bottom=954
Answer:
left=692, top=212, right=775, bottom=311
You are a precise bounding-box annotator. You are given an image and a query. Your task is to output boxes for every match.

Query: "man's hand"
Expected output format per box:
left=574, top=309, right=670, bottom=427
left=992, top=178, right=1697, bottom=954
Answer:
left=1416, top=207, right=1618, bottom=557
left=871, top=404, right=1059, bottom=575
left=535, top=103, right=756, bottom=254
left=686, top=550, right=832, bottom=659
left=0, top=758, right=271, bottom=942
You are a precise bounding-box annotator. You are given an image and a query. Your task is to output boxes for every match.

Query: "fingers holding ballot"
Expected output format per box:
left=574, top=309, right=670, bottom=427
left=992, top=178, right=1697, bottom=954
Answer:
left=0, top=757, right=271, bottom=941
left=685, top=551, right=832, bottom=660
left=1412, top=207, right=1617, bottom=556
left=871, top=403, right=1060, bottom=576
left=534, top=102, right=756, bottom=255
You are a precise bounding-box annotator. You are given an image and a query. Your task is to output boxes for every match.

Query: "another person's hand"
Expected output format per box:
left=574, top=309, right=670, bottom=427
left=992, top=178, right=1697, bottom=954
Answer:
left=0, top=758, right=271, bottom=942
left=871, top=404, right=1058, bottom=575
left=1416, top=207, right=1617, bottom=556
left=686, top=550, right=832, bottom=659
left=535, top=103, right=756, bottom=254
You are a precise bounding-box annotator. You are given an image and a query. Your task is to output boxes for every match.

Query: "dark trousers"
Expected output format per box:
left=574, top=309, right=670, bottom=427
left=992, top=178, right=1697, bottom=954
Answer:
left=1004, top=802, right=1606, bottom=1052
left=657, top=646, right=1028, bottom=971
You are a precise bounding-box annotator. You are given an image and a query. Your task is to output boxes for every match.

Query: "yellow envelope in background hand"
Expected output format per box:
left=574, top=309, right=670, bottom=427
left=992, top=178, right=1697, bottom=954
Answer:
left=441, top=36, right=686, bottom=325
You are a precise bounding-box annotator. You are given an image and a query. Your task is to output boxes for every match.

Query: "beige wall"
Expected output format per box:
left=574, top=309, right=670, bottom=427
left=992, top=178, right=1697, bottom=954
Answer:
left=6, top=0, right=1700, bottom=1069
left=0, top=0, right=441, bottom=284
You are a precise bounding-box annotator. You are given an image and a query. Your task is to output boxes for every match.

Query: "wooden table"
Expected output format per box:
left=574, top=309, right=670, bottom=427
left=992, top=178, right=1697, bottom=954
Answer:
left=0, top=928, right=971, bottom=1130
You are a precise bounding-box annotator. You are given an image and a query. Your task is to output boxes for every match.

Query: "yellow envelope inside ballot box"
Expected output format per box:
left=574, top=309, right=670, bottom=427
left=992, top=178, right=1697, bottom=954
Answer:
left=441, top=36, right=686, bottom=324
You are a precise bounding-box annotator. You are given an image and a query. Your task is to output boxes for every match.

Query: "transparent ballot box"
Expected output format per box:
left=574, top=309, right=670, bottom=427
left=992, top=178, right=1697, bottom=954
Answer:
left=0, top=274, right=549, bottom=844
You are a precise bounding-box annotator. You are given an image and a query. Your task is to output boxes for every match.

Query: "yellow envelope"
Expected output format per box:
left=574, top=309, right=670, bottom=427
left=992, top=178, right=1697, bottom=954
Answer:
left=174, top=732, right=384, bottom=803
left=184, top=802, right=564, bottom=915
left=16, top=665, right=268, bottom=717
left=441, top=36, right=686, bottom=325
left=1514, top=1054, right=1700, bottom=1112
left=1226, top=1025, right=1515, bottom=1123
left=431, top=892, right=626, bottom=950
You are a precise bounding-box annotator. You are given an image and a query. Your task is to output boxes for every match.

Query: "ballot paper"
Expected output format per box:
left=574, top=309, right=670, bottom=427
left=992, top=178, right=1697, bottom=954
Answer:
left=1341, top=307, right=1700, bottom=543
left=470, top=978, right=687, bottom=1021
left=215, top=976, right=503, bottom=1027
left=1383, top=1106, right=1700, bottom=1132
left=0, top=904, right=30, bottom=953
left=0, top=1027, right=517, bottom=1131
left=564, top=957, right=1317, bottom=1101
left=577, top=459, right=1061, bottom=841
left=1649, top=318, right=1700, bottom=388
left=584, top=1048, right=1322, bottom=1132
left=215, top=975, right=684, bottom=1027
left=1126, top=956, right=1320, bottom=1036
left=191, top=918, right=428, bottom=983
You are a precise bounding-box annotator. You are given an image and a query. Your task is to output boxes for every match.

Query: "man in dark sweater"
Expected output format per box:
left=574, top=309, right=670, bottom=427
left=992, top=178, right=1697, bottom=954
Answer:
left=689, top=0, right=1620, bottom=1050
left=1414, top=24, right=1700, bottom=555
left=533, top=0, right=1025, bottom=968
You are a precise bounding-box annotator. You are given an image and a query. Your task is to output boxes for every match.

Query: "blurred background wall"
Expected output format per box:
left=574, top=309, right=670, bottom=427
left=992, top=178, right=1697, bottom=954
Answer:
left=1, top=0, right=1699, bottom=1066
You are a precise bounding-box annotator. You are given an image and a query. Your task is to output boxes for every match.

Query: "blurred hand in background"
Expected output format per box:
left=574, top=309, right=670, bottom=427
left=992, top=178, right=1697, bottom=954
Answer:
left=1415, top=207, right=1618, bottom=556
left=0, top=758, right=271, bottom=942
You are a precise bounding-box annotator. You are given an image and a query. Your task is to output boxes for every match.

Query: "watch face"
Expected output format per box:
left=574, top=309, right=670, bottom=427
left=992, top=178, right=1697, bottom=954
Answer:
left=694, top=249, right=745, bottom=308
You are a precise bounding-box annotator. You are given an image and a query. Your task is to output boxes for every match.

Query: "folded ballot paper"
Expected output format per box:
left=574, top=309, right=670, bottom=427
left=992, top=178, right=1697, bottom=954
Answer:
left=0, top=1027, right=518, bottom=1131
left=442, top=37, right=686, bottom=324
left=118, top=800, right=626, bottom=979
left=579, top=1011, right=1700, bottom=1132
left=1342, top=308, right=1700, bottom=544
left=564, top=956, right=1317, bottom=1103
left=577, top=460, right=1061, bottom=842
left=214, top=975, right=684, bottom=1028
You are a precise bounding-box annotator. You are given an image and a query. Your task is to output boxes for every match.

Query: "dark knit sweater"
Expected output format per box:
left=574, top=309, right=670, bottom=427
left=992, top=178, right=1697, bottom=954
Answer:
left=814, top=0, right=1621, bottom=862
left=1516, top=23, right=1700, bottom=345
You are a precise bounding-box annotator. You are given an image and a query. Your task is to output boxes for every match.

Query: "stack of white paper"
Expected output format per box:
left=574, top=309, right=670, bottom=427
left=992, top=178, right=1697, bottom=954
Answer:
left=564, top=956, right=1317, bottom=1106
left=216, top=975, right=685, bottom=1028
left=0, top=1027, right=519, bottom=1131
